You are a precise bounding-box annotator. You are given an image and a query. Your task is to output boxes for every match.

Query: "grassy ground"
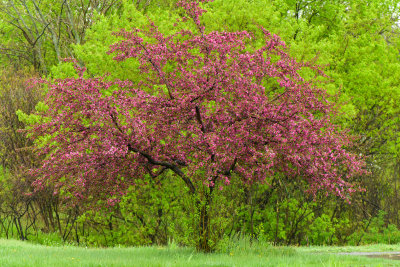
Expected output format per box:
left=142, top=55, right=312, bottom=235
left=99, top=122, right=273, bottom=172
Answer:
left=0, top=239, right=399, bottom=266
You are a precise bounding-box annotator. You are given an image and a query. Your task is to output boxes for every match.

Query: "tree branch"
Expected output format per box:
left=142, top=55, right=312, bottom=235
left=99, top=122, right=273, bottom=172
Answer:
left=138, top=42, right=174, bottom=99
left=195, top=106, right=206, bottom=133
left=127, top=144, right=196, bottom=194
left=223, top=157, right=237, bottom=176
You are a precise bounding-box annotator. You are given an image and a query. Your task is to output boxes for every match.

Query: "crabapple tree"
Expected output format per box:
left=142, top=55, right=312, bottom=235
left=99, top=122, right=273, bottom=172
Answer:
left=27, top=0, right=365, bottom=251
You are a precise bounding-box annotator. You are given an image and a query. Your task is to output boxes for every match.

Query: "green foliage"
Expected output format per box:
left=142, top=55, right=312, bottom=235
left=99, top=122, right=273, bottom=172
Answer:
left=52, top=1, right=182, bottom=80
left=308, top=215, right=337, bottom=245
left=349, top=211, right=400, bottom=245
left=72, top=173, right=195, bottom=247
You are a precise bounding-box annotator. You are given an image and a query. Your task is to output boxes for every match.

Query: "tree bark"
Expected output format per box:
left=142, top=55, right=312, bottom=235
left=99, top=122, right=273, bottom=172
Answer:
left=197, top=186, right=213, bottom=252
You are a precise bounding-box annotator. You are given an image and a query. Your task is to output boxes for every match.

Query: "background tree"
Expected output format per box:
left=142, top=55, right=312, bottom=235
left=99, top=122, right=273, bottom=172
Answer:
left=0, top=0, right=122, bottom=73
left=0, top=67, right=43, bottom=240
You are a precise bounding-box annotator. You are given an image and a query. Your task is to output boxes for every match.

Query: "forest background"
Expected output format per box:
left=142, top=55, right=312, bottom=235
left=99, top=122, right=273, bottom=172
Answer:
left=1, top=0, right=400, bottom=251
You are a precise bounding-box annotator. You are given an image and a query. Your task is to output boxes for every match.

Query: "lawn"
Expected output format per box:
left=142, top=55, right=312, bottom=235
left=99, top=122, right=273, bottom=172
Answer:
left=0, top=239, right=399, bottom=266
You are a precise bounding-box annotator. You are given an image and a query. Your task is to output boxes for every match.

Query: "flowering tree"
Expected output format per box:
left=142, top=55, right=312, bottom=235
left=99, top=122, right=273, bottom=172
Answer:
left=28, top=0, right=364, bottom=251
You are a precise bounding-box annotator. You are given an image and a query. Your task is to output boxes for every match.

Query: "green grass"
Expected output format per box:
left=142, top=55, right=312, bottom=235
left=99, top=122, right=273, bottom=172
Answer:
left=0, top=239, right=399, bottom=266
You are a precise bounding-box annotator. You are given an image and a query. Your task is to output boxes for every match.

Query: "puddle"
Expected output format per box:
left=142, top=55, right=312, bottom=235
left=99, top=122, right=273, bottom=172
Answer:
left=338, top=252, right=400, bottom=261
left=367, top=254, right=400, bottom=260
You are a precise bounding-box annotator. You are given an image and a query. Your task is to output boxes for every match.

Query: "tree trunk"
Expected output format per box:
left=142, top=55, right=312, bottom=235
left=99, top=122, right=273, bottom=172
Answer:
left=197, top=187, right=213, bottom=252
